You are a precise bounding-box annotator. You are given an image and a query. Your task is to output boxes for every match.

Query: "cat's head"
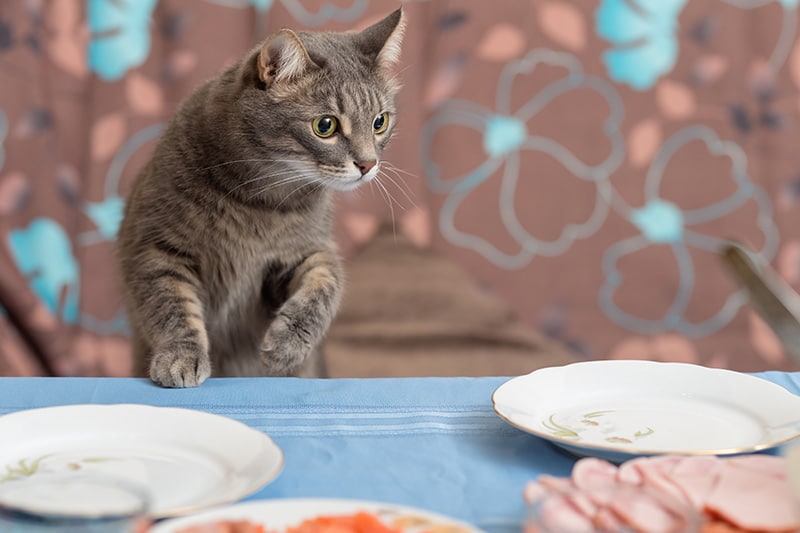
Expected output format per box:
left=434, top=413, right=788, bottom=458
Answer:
left=238, top=9, right=405, bottom=193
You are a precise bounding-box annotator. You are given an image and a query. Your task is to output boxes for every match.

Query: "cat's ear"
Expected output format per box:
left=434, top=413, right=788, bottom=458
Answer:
left=258, top=29, right=315, bottom=85
left=358, top=8, right=406, bottom=72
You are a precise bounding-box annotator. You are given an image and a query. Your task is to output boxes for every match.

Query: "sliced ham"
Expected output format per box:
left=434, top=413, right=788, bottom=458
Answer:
left=725, top=454, right=788, bottom=479
left=572, top=458, right=619, bottom=492
left=538, top=474, right=575, bottom=493
left=636, top=466, right=691, bottom=508
left=633, top=455, right=683, bottom=476
left=523, top=481, right=549, bottom=505
left=538, top=494, right=595, bottom=533
left=527, top=454, right=800, bottom=533
left=593, top=507, right=627, bottom=533
left=617, top=460, right=643, bottom=485
left=704, top=462, right=800, bottom=532
left=671, top=455, right=721, bottom=477
left=616, top=456, right=682, bottom=489
left=565, top=490, right=599, bottom=518
left=607, top=489, right=689, bottom=533
left=664, top=455, right=723, bottom=509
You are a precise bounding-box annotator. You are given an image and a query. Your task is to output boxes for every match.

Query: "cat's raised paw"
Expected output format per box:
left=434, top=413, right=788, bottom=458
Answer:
left=149, top=349, right=211, bottom=388
left=261, top=313, right=313, bottom=375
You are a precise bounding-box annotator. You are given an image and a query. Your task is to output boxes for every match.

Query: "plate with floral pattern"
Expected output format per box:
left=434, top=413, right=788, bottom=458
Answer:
left=0, top=404, right=283, bottom=518
left=492, top=360, right=800, bottom=463
left=151, top=498, right=483, bottom=533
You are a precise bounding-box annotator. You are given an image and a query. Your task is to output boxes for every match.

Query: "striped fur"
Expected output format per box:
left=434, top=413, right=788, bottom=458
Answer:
left=117, top=9, right=405, bottom=387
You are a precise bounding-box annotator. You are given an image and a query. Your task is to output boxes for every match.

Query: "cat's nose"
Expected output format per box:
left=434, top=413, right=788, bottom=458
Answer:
left=354, top=160, right=377, bottom=175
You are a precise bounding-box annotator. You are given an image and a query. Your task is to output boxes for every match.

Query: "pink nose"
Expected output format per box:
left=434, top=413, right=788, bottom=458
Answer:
left=355, top=160, right=377, bottom=175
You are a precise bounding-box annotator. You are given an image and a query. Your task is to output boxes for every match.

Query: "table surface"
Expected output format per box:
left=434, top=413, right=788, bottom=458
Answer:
left=2, top=371, right=799, bottom=532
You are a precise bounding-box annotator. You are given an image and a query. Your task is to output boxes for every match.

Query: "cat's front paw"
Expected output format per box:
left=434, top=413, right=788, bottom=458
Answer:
left=149, top=348, right=211, bottom=388
left=261, top=313, right=314, bottom=375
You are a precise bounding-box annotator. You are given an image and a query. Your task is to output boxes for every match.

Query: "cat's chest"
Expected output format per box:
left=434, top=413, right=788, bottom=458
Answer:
left=203, top=208, right=328, bottom=310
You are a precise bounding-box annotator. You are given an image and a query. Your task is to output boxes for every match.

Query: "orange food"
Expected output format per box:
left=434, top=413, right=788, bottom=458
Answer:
left=176, top=520, right=268, bottom=533
left=287, top=512, right=401, bottom=533
left=175, top=513, right=399, bottom=533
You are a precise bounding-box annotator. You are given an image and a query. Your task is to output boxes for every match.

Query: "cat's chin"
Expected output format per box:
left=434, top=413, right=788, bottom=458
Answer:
left=326, top=174, right=374, bottom=192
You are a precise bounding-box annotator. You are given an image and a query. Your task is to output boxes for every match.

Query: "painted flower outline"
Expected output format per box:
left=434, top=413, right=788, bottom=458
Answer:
left=421, top=49, right=626, bottom=269
left=0, top=109, right=7, bottom=172
left=599, top=125, right=779, bottom=336
left=203, top=0, right=369, bottom=26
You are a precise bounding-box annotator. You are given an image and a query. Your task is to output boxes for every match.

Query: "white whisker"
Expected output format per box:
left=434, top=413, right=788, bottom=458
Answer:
left=379, top=169, right=416, bottom=208
left=195, top=158, right=309, bottom=173
left=373, top=177, right=397, bottom=240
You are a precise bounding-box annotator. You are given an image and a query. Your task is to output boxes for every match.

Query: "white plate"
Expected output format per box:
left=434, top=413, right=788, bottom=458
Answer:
left=492, top=360, right=800, bottom=462
left=151, top=498, right=483, bottom=533
left=0, top=404, right=283, bottom=518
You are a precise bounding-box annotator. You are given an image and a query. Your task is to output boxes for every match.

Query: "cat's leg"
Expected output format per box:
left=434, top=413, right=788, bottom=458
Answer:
left=261, top=250, right=342, bottom=375
left=128, top=257, right=211, bottom=387
left=131, top=334, right=150, bottom=378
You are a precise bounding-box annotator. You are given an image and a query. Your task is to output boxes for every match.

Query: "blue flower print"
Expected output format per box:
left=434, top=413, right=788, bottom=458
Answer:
left=85, top=196, right=125, bottom=240
left=421, top=49, right=626, bottom=269
left=599, top=125, right=779, bottom=337
left=595, top=0, right=688, bottom=90
left=251, top=0, right=274, bottom=10
left=88, top=0, right=158, bottom=81
left=8, top=218, right=80, bottom=324
left=631, top=200, right=684, bottom=243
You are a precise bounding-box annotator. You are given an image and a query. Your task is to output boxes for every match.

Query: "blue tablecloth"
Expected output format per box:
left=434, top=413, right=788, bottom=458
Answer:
left=1, top=372, right=799, bottom=532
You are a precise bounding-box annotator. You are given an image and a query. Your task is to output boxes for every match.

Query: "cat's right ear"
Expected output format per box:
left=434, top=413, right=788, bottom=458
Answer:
left=258, top=29, right=315, bottom=86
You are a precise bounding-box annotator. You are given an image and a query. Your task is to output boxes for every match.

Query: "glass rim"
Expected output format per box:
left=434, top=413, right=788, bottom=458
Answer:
left=0, top=472, right=150, bottom=522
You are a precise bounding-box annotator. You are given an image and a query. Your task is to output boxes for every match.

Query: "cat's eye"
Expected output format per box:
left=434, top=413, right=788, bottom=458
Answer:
left=312, top=116, right=338, bottom=138
left=373, top=112, right=389, bottom=134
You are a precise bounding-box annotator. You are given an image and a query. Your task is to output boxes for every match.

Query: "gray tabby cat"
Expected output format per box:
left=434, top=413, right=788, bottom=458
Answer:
left=117, top=9, right=405, bottom=387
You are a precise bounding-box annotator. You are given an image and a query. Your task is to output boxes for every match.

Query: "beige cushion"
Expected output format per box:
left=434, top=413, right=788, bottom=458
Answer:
left=324, top=227, right=575, bottom=377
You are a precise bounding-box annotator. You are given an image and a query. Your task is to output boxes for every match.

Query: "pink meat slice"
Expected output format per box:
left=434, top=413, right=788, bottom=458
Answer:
left=617, top=460, right=643, bottom=485
left=538, top=494, right=595, bottom=533
left=726, top=454, right=789, bottom=479
left=667, top=455, right=723, bottom=509
left=566, top=490, right=599, bottom=518
left=671, top=455, right=721, bottom=477
left=608, top=489, right=688, bottom=533
left=572, top=458, right=619, bottom=490
left=705, top=462, right=800, bottom=531
left=593, top=507, right=627, bottom=533
left=523, top=481, right=550, bottom=505
left=538, top=474, right=575, bottom=493
left=616, top=455, right=683, bottom=487
left=572, top=458, right=621, bottom=506
left=636, top=465, right=691, bottom=508
left=639, top=455, right=684, bottom=475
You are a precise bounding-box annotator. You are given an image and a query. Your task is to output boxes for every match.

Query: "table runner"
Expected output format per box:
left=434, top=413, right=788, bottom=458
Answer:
left=0, top=373, right=797, bottom=532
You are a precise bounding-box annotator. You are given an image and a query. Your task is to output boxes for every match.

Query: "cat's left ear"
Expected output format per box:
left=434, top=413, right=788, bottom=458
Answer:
left=358, top=8, right=406, bottom=72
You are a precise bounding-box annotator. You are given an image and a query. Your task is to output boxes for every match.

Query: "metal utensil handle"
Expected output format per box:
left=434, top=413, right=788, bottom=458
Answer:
left=720, top=241, right=800, bottom=364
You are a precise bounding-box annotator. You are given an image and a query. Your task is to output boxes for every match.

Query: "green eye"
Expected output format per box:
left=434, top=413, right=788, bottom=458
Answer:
left=312, top=116, right=337, bottom=138
left=373, top=112, right=389, bottom=134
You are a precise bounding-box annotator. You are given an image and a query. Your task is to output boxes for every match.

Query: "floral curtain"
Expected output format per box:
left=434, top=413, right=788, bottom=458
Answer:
left=1, top=0, right=799, bottom=376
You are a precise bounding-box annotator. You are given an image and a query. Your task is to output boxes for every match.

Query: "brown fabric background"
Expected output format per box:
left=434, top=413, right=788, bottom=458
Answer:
left=1, top=0, right=799, bottom=376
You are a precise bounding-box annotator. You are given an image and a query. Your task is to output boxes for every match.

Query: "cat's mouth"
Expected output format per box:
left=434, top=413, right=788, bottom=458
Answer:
left=324, top=165, right=378, bottom=192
